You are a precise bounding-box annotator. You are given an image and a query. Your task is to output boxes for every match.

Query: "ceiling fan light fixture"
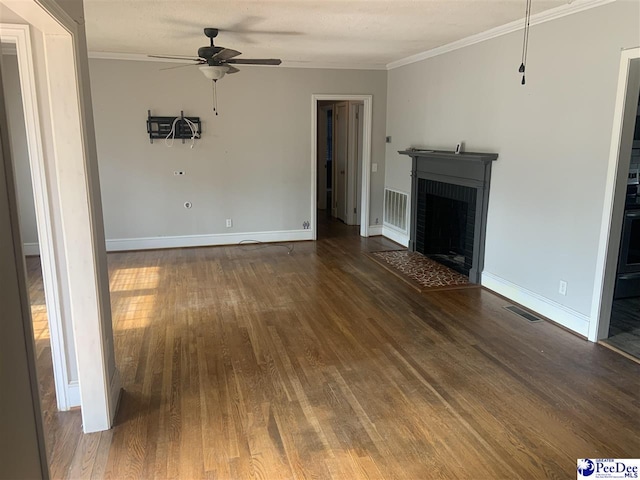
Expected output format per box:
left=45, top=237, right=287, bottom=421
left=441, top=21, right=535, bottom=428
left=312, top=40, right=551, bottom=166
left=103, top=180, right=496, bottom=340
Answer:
left=199, top=65, right=229, bottom=81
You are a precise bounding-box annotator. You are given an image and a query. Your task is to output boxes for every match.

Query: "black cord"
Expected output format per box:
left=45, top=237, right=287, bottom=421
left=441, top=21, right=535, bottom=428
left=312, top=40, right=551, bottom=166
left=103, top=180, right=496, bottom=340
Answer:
left=238, top=239, right=295, bottom=255
left=523, top=0, right=532, bottom=68
left=519, top=0, right=532, bottom=85
left=212, top=80, right=218, bottom=116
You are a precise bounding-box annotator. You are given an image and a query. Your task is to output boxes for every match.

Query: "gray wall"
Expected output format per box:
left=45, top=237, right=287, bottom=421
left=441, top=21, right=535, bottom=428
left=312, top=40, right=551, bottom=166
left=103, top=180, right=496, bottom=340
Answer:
left=385, top=0, right=640, bottom=318
left=88, top=60, right=387, bottom=241
left=1, top=53, right=38, bottom=246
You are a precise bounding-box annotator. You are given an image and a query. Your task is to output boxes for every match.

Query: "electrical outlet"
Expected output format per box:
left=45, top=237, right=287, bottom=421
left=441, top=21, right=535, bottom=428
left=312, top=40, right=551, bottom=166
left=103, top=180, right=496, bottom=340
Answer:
left=375, top=218, right=379, bottom=225
left=226, top=218, right=233, bottom=228
left=174, top=171, right=185, bottom=176
left=302, top=221, right=310, bottom=229
left=372, top=163, right=378, bottom=173
left=559, top=280, right=567, bottom=296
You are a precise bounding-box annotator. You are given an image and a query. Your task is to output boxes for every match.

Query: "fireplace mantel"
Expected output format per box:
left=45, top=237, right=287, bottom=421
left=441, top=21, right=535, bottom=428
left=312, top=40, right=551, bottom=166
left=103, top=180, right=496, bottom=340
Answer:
left=399, top=149, right=498, bottom=283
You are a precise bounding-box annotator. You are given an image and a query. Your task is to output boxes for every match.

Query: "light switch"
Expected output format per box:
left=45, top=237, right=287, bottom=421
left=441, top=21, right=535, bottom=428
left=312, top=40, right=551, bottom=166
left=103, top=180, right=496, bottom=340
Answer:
left=372, top=163, right=378, bottom=173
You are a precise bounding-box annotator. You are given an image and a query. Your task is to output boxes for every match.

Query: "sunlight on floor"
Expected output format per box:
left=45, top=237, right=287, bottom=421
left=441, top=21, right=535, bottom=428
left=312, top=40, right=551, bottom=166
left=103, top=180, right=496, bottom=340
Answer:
left=109, top=266, right=161, bottom=292
left=31, top=304, right=50, bottom=341
left=113, top=294, right=157, bottom=330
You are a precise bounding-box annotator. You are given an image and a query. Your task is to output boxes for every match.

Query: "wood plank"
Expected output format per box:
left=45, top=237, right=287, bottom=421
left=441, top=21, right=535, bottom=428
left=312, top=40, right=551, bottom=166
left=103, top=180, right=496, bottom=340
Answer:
left=25, top=216, right=640, bottom=479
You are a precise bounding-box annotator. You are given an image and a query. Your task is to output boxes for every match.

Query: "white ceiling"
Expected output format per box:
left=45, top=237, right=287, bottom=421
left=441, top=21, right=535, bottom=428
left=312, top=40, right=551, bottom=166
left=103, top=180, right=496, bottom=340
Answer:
left=84, top=0, right=571, bottom=68
left=82, top=0, right=569, bottom=69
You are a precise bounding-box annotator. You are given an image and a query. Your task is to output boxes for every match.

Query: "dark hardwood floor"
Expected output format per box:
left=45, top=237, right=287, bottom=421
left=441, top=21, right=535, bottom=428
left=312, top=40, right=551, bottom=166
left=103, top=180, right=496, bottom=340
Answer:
left=28, top=217, right=640, bottom=479
left=606, top=297, right=640, bottom=359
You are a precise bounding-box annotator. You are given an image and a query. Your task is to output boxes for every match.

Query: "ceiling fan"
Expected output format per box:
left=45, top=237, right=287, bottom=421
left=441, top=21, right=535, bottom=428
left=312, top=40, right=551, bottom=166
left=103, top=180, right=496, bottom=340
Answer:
left=149, top=27, right=282, bottom=81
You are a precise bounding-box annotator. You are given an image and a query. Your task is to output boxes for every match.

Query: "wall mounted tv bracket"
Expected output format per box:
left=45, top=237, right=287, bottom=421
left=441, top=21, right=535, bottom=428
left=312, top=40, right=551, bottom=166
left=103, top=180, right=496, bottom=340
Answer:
left=146, top=110, right=202, bottom=144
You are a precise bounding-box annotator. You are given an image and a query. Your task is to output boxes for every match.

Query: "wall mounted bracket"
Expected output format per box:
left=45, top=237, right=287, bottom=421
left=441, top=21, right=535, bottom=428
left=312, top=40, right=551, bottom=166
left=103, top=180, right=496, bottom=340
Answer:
left=146, top=110, right=201, bottom=144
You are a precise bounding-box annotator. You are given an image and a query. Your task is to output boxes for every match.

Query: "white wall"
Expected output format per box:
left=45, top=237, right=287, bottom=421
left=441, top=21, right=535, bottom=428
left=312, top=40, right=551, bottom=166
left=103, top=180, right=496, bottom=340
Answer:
left=88, top=60, right=387, bottom=247
left=385, top=0, right=640, bottom=336
left=1, top=52, right=38, bottom=248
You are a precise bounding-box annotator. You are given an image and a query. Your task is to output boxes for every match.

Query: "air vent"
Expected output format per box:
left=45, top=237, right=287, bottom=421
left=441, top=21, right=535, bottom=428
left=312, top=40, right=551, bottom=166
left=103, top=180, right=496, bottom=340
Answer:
left=384, top=188, right=408, bottom=232
left=503, top=305, right=543, bottom=323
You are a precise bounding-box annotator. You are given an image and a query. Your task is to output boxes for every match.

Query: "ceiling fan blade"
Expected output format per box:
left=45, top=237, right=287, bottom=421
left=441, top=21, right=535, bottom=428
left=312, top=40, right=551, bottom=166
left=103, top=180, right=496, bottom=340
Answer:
left=224, top=58, right=282, bottom=66
left=212, top=48, right=241, bottom=61
left=225, top=66, right=240, bottom=74
left=159, top=62, right=204, bottom=71
left=148, top=54, right=201, bottom=61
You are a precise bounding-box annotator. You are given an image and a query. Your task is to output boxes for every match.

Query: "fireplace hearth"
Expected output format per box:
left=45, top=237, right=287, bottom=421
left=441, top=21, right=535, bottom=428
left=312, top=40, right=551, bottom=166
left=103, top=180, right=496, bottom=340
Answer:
left=399, top=149, right=498, bottom=283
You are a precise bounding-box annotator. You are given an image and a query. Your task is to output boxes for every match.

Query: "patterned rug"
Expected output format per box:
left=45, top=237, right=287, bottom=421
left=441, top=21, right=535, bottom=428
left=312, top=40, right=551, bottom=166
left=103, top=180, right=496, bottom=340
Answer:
left=367, top=250, right=473, bottom=292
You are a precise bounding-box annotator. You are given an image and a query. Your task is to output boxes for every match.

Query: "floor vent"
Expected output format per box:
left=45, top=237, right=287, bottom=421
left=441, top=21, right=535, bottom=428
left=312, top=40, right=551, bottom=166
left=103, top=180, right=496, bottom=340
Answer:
left=503, top=305, right=544, bottom=323
left=384, top=188, right=408, bottom=232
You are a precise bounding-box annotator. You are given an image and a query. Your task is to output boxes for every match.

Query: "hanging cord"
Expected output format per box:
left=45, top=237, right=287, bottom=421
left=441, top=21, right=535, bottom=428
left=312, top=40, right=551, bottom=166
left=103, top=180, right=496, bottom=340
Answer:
left=165, top=116, right=199, bottom=148
left=165, top=116, right=180, bottom=147
left=212, top=80, right=219, bottom=116
left=519, top=0, right=532, bottom=85
left=238, top=239, right=295, bottom=255
left=183, top=117, right=200, bottom=149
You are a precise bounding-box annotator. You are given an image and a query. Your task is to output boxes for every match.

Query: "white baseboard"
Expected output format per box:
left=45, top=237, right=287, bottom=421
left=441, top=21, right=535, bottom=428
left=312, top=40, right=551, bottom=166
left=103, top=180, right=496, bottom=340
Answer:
left=368, top=225, right=383, bottom=236
left=481, top=271, right=590, bottom=337
left=105, top=229, right=313, bottom=252
left=382, top=225, right=409, bottom=247
left=67, top=381, right=81, bottom=408
left=23, top=242, right=40, bottom=256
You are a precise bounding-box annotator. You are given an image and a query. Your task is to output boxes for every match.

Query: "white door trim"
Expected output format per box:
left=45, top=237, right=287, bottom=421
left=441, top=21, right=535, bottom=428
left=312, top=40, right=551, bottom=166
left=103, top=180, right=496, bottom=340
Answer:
left=589, top=47, right=640, bottom=342
left=0, top=24, right=74, bottom=410
left=5, top=0, right=121, bottom=433
left=311, top=94, right=372, bottom=239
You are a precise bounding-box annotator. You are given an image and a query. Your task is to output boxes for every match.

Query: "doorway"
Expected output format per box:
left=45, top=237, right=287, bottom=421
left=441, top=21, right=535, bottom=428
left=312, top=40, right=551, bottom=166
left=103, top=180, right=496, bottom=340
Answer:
left=0, top=26, right=78, bottom=412
left=590, top=48, right=640, bottom=359
left=317, top=102, right=333, bottom=214
left=313, top=95, right=369, bottom=237
left=1, top=0, right=120, bottom=438
left=604, top=79, right=640, bottom=359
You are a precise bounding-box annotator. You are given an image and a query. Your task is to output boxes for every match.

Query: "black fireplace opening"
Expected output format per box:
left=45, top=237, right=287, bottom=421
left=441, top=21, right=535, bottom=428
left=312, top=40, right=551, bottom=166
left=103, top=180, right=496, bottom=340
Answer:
left=416, top=179, right=476, bottom=276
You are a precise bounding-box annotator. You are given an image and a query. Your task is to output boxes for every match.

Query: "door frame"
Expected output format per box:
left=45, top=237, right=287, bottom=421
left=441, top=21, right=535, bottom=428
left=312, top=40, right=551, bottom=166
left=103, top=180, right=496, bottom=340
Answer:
left=2, top=0, right=121, bottom=433
left=311, top=94, right=372, bottom=239
left=589, top=47, right=640, bottom=342
left=1, top=24, right=75, bottom=411
left=0, top=38, right=48, bottom=480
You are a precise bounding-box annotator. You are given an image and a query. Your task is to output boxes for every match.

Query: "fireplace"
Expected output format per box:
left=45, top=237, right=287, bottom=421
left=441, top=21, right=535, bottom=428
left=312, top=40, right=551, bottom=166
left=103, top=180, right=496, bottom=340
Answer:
left=400, top=149, right=498, bottom=283
left=416, top=179, right=477, bottom=275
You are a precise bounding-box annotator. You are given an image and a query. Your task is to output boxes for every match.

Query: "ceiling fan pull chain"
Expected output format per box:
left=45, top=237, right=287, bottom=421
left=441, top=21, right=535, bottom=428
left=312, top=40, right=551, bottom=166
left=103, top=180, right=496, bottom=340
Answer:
left=212, top=79, right=218, bottom=116
left=519, top=0, right=532, bottom=85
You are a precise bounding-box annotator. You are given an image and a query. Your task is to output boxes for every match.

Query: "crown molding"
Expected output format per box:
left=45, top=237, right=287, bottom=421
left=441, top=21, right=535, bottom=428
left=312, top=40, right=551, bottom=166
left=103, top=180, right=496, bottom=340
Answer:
left=281, top=61, right=386, bottom=71
left=88, top=51, right=386, bottom=70
left=386, top=0, right=616, bottom=70
left=89, top=51, right=188, bottom=63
